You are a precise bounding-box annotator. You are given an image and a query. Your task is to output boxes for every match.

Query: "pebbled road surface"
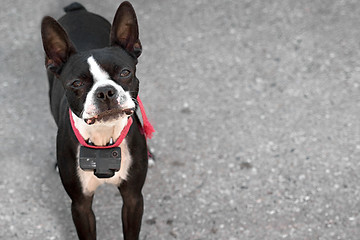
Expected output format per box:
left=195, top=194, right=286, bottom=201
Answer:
left=0, top=0, right=359, bottom=239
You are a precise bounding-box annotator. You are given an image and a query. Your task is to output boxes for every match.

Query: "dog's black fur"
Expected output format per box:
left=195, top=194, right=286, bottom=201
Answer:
left=41, top=2, right=148, bottom=239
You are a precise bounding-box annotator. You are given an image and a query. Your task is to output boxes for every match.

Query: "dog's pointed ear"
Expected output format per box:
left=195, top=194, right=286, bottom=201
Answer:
left=41, top=16, right=76, bottom=75
left=110, top=1, right=142, bottom=58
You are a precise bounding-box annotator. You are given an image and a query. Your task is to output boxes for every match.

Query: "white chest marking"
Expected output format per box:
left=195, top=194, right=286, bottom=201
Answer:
left=73, top=56, right=135, bottom=195
left=76, top=140, right=132, bottom=196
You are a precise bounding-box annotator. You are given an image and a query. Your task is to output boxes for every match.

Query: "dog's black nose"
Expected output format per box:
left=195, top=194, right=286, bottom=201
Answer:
left=96, top=86, right=117, bottom=101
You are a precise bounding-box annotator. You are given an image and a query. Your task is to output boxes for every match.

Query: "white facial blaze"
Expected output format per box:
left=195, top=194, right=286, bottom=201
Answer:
left=87, top=56, right=110, bottom=82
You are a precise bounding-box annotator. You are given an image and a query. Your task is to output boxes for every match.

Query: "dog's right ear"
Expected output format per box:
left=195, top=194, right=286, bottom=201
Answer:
left=110, top=1, right=142, bottom=58
left=41, top=16, right=76, bottom=75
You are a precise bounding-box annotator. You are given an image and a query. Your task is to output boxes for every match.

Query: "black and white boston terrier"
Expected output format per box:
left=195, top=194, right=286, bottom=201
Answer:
left=41, top=2, right=154, bottom=239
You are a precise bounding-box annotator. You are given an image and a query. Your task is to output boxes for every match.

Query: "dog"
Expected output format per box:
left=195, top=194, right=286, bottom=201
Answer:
left=41, top=2, right=153, bottom=239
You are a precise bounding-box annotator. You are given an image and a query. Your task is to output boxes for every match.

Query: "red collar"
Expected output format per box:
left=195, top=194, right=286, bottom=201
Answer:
left=69, top=96, right=154, bottom=149
left=69, top=109, right=133, bottom=149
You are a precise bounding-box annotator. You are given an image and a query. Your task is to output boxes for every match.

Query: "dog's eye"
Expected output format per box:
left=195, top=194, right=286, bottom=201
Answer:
left=120, top=69, right=131, bottom=78
left=71, top=80, right=84, bottom=88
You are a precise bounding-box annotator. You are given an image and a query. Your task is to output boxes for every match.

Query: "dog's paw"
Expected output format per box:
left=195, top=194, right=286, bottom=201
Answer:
left=148, top=158, right=155, bottom=168
left=148, top=148, right=156, bottom=168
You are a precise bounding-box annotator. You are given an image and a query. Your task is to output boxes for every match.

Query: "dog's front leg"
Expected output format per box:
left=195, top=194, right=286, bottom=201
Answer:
left=71, top=195, right=96, bottom=240
left=119, top=182, right=144, bottom=240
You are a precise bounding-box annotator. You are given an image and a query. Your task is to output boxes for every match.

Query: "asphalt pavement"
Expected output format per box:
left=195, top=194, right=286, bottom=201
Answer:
left=0, top=0, right=359, bottom=239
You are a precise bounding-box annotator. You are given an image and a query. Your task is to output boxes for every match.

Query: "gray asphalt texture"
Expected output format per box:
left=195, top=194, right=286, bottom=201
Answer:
left=1, top=0, right=359, bottom=239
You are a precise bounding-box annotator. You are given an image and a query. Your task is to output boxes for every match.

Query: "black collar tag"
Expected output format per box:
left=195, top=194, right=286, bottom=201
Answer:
left=79, top=146, right=121, bottom=178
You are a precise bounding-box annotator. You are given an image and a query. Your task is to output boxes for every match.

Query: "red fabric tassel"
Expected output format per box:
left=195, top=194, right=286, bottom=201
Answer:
left=137, top=96, right=155, bottom=139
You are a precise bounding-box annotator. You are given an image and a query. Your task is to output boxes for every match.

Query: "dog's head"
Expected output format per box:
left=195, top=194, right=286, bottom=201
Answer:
left=41, top=2, right=141, bottom=126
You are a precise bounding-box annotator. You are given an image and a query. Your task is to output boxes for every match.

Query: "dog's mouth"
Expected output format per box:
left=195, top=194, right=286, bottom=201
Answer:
left=84, top=108, right=135, bottom=125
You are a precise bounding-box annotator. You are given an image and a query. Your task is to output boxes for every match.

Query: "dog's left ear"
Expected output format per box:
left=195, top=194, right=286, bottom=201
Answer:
left=110, top=1, right=142, bottom=58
